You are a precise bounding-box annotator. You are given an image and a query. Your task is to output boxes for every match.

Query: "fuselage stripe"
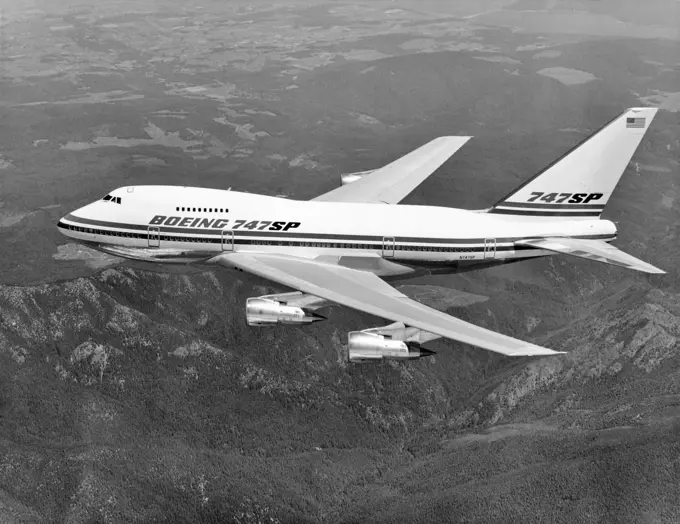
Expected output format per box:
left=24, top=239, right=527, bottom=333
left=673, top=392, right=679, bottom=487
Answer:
left=494, top=202, right=606, bottom=210
left=62, top=214, right=613, bottom=244
left=58, top=220, right=616, bottom=252
left=488, top=209, right=602, bottom=217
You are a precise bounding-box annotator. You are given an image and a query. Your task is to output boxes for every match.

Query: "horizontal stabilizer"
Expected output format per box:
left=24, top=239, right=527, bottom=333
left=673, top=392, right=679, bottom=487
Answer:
left=516, top=237, right=665, bottom=274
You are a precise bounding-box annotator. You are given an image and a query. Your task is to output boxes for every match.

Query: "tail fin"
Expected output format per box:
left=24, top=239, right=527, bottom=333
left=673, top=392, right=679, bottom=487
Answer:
left=489, top=107, right=658, bottom=219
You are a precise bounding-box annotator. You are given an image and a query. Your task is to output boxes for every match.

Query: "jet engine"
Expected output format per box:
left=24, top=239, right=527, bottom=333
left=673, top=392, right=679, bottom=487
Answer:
left=347, top=322, right=439, bottom=363
left=245, top=293, right=328, bottom=326
left=340, top=169, right=375, bottom=185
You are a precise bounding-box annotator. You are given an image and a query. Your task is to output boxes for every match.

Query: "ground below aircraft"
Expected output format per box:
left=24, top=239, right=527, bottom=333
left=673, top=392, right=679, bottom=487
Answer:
left=57, top=107, right=663, bottom=362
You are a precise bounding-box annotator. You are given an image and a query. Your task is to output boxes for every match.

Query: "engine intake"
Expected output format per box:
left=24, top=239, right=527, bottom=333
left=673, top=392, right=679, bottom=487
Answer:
left=246, top=297, right=326, bottom=326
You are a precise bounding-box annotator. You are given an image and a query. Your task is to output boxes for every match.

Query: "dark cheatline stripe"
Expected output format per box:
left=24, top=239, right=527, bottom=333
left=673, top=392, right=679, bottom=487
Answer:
left=58, top=220, right=616, bottom=250
left=58, top=221, right=547, bottom=253
left=62, top=215, right=614, bottom=243
left=65, top=214, right=149, bottom=231
left=496, top=202, right=606, bottom=210
left=488, top=209, right=602, bottom=217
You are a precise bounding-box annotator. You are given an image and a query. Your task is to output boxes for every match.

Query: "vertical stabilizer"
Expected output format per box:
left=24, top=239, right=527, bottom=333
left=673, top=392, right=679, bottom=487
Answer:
left=489, top=107, right=657, bottom=218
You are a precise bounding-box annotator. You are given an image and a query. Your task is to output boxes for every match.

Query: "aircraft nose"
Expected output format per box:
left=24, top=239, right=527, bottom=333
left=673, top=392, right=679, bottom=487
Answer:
left=56, top=202, right=95, bottom=238
left=57, top=213, right=73, bottom=238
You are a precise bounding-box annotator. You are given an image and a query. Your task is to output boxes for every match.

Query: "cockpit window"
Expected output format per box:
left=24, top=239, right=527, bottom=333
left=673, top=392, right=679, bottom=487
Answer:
left=101, top=194, right=121, bottom=204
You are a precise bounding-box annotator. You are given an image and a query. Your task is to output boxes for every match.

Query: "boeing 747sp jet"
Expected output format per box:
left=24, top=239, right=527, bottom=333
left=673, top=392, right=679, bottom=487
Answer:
left=58, top=107, right=663, bottom=362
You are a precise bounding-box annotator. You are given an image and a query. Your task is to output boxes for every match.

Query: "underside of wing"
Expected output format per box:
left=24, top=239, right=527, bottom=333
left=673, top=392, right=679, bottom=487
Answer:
left=312, top=136, right=471, bottom=204
left=516, top=237, right=665, bottom=274
left=211, top=252, right=563, bottom=357
left=97, top=245, right=213, bottom=263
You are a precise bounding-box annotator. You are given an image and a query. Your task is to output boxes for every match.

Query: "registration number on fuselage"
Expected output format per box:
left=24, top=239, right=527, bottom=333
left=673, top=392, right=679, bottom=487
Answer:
left=149, top=215, right=301, bottom=231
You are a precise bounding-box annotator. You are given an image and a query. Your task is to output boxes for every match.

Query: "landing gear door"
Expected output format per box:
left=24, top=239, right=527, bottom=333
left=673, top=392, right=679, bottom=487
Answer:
left=148, top=226, right=160, bottom=248
left=484, top=238, right=496, bottom=259
left=221, top=230, right=234, bottom=251
left=382, top=236, right=395, bottom=258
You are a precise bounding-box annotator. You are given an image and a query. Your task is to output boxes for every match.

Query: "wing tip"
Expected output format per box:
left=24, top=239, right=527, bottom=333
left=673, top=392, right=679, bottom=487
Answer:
left=626, top=262, right=665, bottom=274
left=507, top=347, right=567, bottom=357
left=439, top=135, right=473, bottom=141
left=626, top=106, right=659, bottom=114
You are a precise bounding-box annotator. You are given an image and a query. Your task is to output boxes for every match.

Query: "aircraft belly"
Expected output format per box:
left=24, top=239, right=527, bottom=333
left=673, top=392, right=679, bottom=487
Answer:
left=96, top=244, right=217, bottom=263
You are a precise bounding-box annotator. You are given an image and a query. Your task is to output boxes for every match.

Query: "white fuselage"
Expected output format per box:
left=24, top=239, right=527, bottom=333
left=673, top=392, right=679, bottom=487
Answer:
left=57, top=185, right=617, bottom=269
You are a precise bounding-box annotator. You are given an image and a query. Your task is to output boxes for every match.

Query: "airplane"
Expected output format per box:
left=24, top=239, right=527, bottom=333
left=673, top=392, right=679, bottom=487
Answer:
left=57, top=107, right=663, bottom=363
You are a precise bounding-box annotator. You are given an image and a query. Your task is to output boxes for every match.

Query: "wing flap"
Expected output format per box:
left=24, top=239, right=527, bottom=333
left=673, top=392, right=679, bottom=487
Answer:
left=312, top=136, right=471, bottom=204
left=211, top=252, right=563, bottom=357
left=516, top=237, right=665, bottom=274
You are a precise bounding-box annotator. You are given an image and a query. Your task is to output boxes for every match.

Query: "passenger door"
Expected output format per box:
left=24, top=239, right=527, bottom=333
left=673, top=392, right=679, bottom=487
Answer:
left=221, top=230, right=234, bottom=251
left=148, top=226, right=160, bottom=248
left=483, top=238, right=496, bottom=259
left=382, top=236, right=395, bottom=258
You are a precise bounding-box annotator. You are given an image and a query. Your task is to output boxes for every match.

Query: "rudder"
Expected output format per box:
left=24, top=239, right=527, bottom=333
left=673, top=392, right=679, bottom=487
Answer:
left=489, top=107, right=658, bottom=218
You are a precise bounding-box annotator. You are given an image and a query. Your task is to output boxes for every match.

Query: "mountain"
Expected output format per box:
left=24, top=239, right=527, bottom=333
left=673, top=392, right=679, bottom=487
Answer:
left=2, top=1, right=680, bottom=522
left=2, top=263, right=680, bottom=523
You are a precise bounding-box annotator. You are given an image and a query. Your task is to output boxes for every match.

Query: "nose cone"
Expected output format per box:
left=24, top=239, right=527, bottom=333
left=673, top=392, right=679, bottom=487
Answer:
left=57, top=212, right=76, bottom=239
left=69, top=201, right=99, bottom=220
left=56, top=201, right=98, bottom=239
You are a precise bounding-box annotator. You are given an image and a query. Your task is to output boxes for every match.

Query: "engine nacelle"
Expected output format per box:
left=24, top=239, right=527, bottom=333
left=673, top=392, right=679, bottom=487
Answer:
left=340, top=169, right=375, bottom=186
left=348, top=331, right=435, bottom=363
left=246, top=297, right=325, bottom=326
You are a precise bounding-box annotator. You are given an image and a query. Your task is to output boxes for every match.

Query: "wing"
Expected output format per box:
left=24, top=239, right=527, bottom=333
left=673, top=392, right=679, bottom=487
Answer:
left=211, top=252, right=563, bottom=357
left=312, top=136, right=471, bottom=204
left=516, top=237, right=665, bottom=274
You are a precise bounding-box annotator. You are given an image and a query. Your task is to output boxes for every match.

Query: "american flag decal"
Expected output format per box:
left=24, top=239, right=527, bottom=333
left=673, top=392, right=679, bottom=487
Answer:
left=626, top=117, right=645, bottom=128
